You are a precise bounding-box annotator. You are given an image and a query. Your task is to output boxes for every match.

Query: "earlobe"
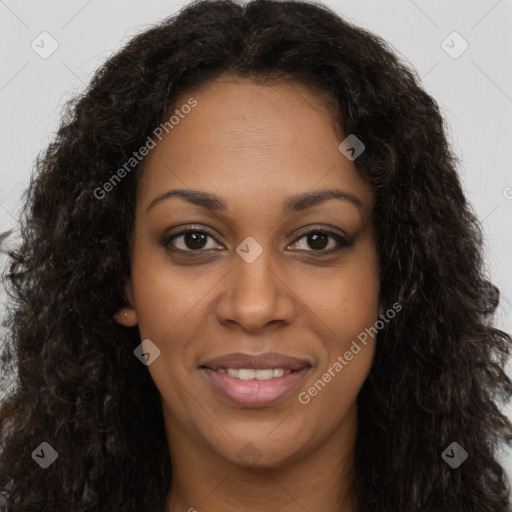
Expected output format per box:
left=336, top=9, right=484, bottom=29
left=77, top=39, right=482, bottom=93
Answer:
left=114, top=306, right=138, bottom=327
left=113, top=278, right=138, bottom=327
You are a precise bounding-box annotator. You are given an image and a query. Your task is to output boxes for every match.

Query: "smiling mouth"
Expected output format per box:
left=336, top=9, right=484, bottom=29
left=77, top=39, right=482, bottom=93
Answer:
left=200, top=366, right=311, bottom=408
left=209, top=367, right=294, bottom=379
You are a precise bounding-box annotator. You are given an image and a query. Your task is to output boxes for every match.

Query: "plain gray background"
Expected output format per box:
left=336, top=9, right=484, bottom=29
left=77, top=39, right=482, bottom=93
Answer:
left=0, top=0, right=511, bottom=486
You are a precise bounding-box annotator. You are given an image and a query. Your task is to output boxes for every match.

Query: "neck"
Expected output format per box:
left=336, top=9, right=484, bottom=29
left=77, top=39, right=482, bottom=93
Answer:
left=165, top=405, right=358, bottom=512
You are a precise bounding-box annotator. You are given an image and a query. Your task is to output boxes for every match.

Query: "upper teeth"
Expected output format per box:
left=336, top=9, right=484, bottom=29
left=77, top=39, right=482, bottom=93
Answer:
left=218, top=368, right=292, bottom=380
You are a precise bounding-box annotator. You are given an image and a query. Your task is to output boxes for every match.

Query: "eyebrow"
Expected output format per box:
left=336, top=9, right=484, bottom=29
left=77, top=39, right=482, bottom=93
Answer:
left=146, top=188, right=365, bottom=215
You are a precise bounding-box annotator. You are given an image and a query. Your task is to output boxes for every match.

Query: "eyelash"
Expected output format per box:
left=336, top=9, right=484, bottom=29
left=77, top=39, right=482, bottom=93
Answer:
left=161, top=225, right=354, bottom=256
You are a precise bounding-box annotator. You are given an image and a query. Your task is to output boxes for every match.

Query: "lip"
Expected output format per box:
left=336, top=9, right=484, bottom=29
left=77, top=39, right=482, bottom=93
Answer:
left=200, top=351, right=313, bottom=371
left=199, top=352, right=313, bottom=408
left=202, top=366, right=311, bottom=408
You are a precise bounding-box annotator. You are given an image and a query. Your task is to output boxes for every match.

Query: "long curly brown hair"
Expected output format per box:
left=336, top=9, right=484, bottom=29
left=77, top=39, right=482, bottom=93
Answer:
left=1, top=0, right=511, bottom=510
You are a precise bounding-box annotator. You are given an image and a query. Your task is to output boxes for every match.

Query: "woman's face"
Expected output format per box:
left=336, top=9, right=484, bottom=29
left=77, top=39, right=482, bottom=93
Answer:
left=115, top=76, right=381, bottom=467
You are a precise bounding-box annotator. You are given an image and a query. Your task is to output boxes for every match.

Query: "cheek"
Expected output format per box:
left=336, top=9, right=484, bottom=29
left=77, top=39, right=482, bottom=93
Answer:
left=297, top=342, right=374, bottom=442
left=130, top=247, right=215, bottom=343
left=296, top=239, right=379, bottom=409
left=295, top=234, right=380, bottom=337
left=129, top=255, right=205, bottom=415
left=297, top=277, right=379, bottom=429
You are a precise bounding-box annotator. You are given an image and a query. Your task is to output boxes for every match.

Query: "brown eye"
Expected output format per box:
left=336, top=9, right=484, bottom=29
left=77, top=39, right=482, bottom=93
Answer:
left=161, top=225, right=354, bottom=257
left=305, top=232, right=329, bottom=250
left=162, top=227, right=223, bottom=253
left=289, top=228, right=354, bottom=254
left=179, top=232, right=208, bottom=250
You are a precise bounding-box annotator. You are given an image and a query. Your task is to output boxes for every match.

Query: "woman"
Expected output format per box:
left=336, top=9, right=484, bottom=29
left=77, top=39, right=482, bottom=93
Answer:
left=1, top=0, right=511, bottom=510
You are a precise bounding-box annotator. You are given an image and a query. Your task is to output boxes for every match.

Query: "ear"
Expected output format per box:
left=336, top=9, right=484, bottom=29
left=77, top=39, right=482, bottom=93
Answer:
left=114, top=278, right=138, bottom=327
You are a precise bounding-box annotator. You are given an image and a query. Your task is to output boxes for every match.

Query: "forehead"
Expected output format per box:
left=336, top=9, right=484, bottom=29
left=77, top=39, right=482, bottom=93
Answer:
left=137, top=76, right=374, bottom=220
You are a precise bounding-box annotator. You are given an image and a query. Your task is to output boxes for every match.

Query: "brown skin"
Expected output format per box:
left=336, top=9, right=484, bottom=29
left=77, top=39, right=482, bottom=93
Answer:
left=114, top=76, right=382, bottom=512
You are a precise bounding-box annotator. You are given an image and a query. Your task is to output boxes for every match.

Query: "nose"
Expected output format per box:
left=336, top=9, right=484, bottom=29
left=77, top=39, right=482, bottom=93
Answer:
left=215, top=242, right=296, bottom=333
